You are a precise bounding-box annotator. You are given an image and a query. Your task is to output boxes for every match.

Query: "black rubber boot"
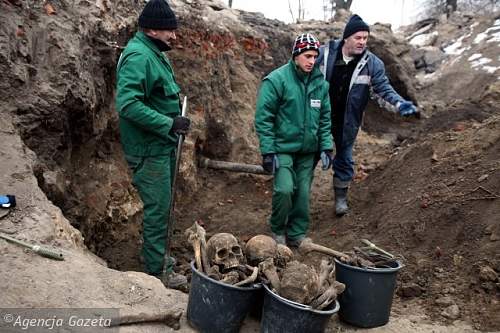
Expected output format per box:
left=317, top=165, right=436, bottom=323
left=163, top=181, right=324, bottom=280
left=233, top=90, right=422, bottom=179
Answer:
left=334, top=187, right=349, bottom=216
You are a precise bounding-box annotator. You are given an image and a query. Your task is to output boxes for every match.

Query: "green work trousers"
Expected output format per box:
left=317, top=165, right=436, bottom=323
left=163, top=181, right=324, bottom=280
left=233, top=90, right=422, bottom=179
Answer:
left=270, top=153, right=315, bottom=241
left=125, top=151, right=176, bottom=275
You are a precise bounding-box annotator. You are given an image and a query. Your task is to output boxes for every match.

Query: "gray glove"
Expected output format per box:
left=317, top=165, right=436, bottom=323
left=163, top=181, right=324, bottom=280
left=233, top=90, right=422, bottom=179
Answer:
left=320, top=151, right=333, bottom=171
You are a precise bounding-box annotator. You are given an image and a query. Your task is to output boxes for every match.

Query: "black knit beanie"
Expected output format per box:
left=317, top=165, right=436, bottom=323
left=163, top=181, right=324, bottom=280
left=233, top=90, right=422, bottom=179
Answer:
left=342, top=14, right=370, bottom=40
left=138, top=0, right=178, bottom=30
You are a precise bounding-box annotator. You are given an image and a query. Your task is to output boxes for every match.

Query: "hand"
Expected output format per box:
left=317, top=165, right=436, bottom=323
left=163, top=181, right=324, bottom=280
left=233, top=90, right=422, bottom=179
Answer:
left=262, top=154, right=279, bottom=174
left=171, top=116, right=191, bottom=135
left=320, top=150, right=333, bottom=171
left=398, top=101, right=417, bottom=117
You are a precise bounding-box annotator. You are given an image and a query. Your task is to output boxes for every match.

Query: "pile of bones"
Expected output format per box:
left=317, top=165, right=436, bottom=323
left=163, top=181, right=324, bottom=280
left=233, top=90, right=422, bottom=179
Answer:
left=183, top=222, right=365, bottom=310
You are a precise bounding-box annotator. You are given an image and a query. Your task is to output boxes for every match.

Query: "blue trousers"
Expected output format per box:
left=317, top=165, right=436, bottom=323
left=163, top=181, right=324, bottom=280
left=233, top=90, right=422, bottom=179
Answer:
left=332, top=142, right=354, bottom=187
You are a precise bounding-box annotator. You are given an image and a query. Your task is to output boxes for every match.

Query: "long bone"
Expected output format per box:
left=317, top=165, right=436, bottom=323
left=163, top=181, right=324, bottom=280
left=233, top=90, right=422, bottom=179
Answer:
left=234, top=266, right=259, bottom=287
left=298, top=238, right=350, bottom=261
left=185, top=222, right=209, bottom=273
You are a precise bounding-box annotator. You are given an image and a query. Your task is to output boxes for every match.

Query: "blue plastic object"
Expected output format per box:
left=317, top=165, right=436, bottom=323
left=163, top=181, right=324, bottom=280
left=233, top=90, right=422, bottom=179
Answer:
left=0, top=195, right=16, bottom=208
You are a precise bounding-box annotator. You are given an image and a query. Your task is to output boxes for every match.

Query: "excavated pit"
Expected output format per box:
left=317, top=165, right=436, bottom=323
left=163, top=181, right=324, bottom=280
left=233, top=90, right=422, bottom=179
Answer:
left=3, top=1, right=499, bottom=330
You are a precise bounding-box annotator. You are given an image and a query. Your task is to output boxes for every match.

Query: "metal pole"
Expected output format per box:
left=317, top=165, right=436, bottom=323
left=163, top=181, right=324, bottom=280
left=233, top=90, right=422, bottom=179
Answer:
left=0, top=232, right=64, bottom=260
left=164, top=96, right=188, bottom=273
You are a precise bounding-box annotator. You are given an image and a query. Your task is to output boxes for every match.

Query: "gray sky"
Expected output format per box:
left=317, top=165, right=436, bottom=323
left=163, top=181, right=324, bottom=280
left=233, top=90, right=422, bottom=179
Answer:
left=227, top=0, right=422, bottom=29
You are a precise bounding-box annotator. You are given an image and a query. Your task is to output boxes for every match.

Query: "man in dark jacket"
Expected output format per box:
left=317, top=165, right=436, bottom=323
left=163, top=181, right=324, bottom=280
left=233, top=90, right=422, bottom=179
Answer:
left=115, top=0, right=190, bottom=288
left=317, top=14, right=417, bottom=216
left=255, top=33, right=333, bottom=247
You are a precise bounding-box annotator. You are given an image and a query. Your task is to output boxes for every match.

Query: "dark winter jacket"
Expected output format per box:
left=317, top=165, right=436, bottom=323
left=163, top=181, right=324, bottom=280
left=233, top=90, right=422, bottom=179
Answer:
left=115, top=31, right=180, bottom=156
left=317, top=40, right=405, bottom=147
left=255, top=60, right=333, bottom=155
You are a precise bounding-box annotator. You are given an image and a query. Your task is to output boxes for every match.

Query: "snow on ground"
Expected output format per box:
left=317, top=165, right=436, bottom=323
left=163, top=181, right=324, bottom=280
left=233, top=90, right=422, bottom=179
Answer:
left=468, top=53, right=482, bottom=61
left=444, top=34, right=470, bottom=54
left=474, top=18, right=500, bottom=43
left=410, top=31, right=438, bottom=47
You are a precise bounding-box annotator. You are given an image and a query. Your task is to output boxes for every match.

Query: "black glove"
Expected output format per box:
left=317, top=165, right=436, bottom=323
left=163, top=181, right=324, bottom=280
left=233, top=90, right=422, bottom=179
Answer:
left=170, top=116, right=191, bottom=135
left=262, top=154, right=279, bottom=174
left=320, top=150, right=333, bottom=170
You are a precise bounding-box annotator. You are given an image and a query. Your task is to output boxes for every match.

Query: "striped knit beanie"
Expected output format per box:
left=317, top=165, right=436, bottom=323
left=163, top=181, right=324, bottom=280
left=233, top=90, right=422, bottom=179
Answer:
left=292, top=33, right=320, bottom=58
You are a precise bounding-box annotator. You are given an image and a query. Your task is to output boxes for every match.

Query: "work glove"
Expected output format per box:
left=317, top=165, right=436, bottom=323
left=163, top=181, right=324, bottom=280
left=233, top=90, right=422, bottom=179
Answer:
left=262, top=154, right=279, bottom=174
left=170, top=116, right=191, bottom=135
left=398, top=101, right=417, bottom=117
left=320, top=150, right=333, bottom=171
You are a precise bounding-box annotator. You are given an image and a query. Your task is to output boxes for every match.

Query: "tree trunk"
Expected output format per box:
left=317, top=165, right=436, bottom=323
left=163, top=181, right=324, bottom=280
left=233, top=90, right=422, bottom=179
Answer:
left=446, top=0, right=457, bottom=11
left=333, top=0, right=353, bottom=10
left=228, top=0, right=233, bottom=8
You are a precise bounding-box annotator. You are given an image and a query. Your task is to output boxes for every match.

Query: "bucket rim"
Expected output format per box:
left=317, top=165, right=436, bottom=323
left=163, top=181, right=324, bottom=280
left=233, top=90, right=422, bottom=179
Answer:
left=262, top=283, right=340, bottom=314
left=334, top=258, right=404, bottom=273
left=190, top=261, right=262, bottom=291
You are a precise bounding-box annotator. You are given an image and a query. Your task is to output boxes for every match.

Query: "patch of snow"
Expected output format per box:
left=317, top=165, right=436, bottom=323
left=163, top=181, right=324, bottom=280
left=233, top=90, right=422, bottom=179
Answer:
left=471, top=57, right=492, bottom=67
left=473, top=24, right=500, bottom=44
left=444, top=35, right=468, bottom=55
left=409, top=31, right=438, bottom=47
left=424, top=72, right=436, bottom=79
left=468, top=53, right=482, bottom=61
left=482, top=66, right=499, bottom=73
left=474, top=32, right=488, bottom=44
left=487, top=31, right=500, bottom=43
left=494, top=19, right=500, bottom=26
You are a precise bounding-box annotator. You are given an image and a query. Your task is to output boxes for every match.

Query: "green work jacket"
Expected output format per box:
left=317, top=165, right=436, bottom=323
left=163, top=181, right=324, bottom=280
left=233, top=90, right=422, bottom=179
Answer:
left=115, top=31, right=180, bottom=156
left=255, top=60, right=333, bottom=155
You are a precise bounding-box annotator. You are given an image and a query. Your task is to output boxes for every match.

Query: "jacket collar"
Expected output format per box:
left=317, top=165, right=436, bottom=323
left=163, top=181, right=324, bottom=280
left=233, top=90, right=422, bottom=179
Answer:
left=136, top=31, right=165, bottom=57
left=288, top=59, right=323, bottom=83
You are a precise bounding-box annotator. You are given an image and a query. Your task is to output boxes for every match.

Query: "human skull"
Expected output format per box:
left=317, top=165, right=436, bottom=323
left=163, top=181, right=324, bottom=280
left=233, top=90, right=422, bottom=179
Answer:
left=245, top=235, right=278, bottom=266
left=207, top=233, right=244, bottom=271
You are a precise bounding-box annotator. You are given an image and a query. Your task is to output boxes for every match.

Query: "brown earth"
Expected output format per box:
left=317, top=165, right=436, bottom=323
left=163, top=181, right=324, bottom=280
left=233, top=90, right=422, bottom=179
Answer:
left=0, top=0, right=499, bottom=332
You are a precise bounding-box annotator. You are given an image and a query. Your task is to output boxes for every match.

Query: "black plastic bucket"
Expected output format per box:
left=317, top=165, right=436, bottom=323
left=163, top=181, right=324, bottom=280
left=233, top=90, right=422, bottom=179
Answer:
left=335, top=259, right=403, bottom=328
left=260, top=283, right=340, bottom=333
left=187, top=261, right=262, bottom=333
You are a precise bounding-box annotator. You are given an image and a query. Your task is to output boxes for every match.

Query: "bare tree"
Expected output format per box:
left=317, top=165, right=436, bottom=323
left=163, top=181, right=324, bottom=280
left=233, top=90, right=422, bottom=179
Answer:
left=288, top=0, right=306, bottom=23
left=298, top=0, right=305, bottom=21
left=322, top=0, right=351, bottom=21
left=421, top=0, right=499, bottom=18
left=288, top=0, right=295, bottom=22
left=332, top=0, right=353, bottom=10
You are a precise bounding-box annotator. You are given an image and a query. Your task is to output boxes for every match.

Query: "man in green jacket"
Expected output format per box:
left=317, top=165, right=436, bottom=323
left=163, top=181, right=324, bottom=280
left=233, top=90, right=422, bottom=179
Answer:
left=255, top=33, right=334, bottom=247
left=115, top=0, right=190, bottom=289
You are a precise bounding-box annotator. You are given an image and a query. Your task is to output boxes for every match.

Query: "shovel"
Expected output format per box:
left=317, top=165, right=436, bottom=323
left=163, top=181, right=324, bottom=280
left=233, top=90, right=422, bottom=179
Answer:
left=163, top=96, right=188, bottom=273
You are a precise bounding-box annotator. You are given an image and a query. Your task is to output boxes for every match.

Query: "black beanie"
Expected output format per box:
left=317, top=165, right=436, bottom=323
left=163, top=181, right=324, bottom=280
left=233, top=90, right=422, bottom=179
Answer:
left=138, top=0, right=178, bottom=30
left=342, top=14, right=370, bottom=40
